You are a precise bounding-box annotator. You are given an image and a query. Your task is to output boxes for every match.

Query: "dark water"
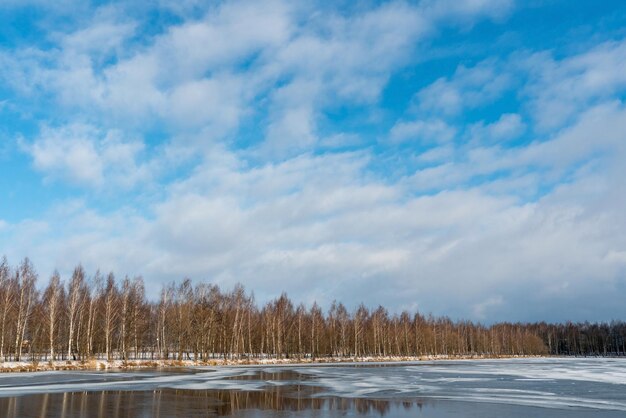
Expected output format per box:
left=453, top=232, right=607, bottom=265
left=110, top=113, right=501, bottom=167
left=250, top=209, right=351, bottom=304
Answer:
left=1, top=358, right=625, bottom=417
left=2, top=388, right=617, bottom=418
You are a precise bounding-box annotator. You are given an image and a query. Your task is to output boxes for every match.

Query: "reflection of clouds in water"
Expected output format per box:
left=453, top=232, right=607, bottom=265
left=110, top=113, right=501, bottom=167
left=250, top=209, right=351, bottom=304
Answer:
left=0, top=359, right=626, bottom=414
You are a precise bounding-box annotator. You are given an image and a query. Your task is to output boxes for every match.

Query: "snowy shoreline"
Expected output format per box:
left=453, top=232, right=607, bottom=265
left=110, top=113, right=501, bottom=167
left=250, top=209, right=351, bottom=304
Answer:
left=0, top=354, right=557, bottom=373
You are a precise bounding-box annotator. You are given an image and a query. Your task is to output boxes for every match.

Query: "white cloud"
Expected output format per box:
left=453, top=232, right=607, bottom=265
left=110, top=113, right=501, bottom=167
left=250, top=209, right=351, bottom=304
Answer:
left=415, top=59, right=512, bottom=115
left=27, top=125, right=105, bottom=186
left=486, top=113, right=525, bottom=140
left=521, top=40, right=626, bottom=130
left=99, top=54, right=165, bottom=120
left=24, top=124, right=147, bottom=188
left=416, top=145, right=455, bottom=164
left=6, top=97, right=626, bottom=320
left=409, top=101, right=626, bottom=193
left=59, top=9, right=136, bottom=58
left=515, top=101, right=626, bottom=171
left=263, top=106, right=317, bottom=158
left=166, top=75, right=244, bottom=131
left=390, top=119, right=456, bottom=144
left=0, top=0, right=523, bottom=156
left=319, top=133, right=363, bottom=149
left=467, top=113, right=525, bottom=144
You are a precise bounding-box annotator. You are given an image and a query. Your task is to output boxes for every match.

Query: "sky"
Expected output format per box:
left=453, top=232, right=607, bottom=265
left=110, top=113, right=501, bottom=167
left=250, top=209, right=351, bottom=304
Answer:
left=1, top=0, right=626, bottom=323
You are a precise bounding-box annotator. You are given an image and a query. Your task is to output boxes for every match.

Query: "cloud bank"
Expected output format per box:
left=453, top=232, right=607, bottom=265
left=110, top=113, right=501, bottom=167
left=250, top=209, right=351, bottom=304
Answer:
left=0, top=0, right=625, bottom=322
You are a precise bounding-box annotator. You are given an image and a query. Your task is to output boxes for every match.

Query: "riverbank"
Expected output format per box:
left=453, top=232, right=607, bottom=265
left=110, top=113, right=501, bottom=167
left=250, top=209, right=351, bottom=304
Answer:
left=0, top=354, right=549, bottom=373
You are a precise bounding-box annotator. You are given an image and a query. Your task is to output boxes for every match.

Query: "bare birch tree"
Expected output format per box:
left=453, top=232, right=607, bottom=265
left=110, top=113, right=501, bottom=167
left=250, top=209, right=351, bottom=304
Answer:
left=14, top=258, right=37, bottom=361
left=102, top=273, right=119, bottom=361
left=66, top=266, right=85, bottom=360
left=43, top=271, right=63, bottom=360
left=0, top=257, right=15, bottom=361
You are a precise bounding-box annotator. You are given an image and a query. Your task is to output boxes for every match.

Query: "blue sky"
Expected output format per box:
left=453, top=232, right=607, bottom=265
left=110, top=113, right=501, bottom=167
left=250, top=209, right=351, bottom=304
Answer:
left=1, top=0, right=626, bottom=322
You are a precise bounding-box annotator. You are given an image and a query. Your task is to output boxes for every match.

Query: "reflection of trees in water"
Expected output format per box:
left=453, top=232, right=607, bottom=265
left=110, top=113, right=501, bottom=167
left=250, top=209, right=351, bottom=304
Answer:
left=0, top=387, right=430, bottom=417
left=223, top=370, right=318, bottom=381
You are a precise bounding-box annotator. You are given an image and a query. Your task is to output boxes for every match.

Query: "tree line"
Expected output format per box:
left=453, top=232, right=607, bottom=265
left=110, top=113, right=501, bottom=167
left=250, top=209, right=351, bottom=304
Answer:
left=0, top=257, right=624, bottom=362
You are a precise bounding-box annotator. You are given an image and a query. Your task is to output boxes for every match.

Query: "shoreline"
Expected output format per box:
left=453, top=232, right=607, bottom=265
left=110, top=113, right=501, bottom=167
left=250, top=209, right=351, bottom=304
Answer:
left=0, top=354, right=572, bottom=374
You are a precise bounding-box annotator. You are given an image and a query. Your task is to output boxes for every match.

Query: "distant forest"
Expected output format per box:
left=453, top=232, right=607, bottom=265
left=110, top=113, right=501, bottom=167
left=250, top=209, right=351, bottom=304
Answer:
left=1, top=257, right=625, bottom=362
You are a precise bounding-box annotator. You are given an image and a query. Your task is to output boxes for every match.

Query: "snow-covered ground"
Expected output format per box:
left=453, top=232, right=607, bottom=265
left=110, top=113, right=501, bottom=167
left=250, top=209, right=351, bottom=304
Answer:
left=0, top=354, right=523, bottom=372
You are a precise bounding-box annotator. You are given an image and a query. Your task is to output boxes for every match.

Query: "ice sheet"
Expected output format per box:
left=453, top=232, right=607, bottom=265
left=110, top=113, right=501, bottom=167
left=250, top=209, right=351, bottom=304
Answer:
left=1, top=358, right=625, bottom=411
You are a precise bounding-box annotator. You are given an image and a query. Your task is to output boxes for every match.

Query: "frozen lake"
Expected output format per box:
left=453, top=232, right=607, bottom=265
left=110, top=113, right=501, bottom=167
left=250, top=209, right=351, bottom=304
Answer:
left=1, top=358, right=625, bottom=417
